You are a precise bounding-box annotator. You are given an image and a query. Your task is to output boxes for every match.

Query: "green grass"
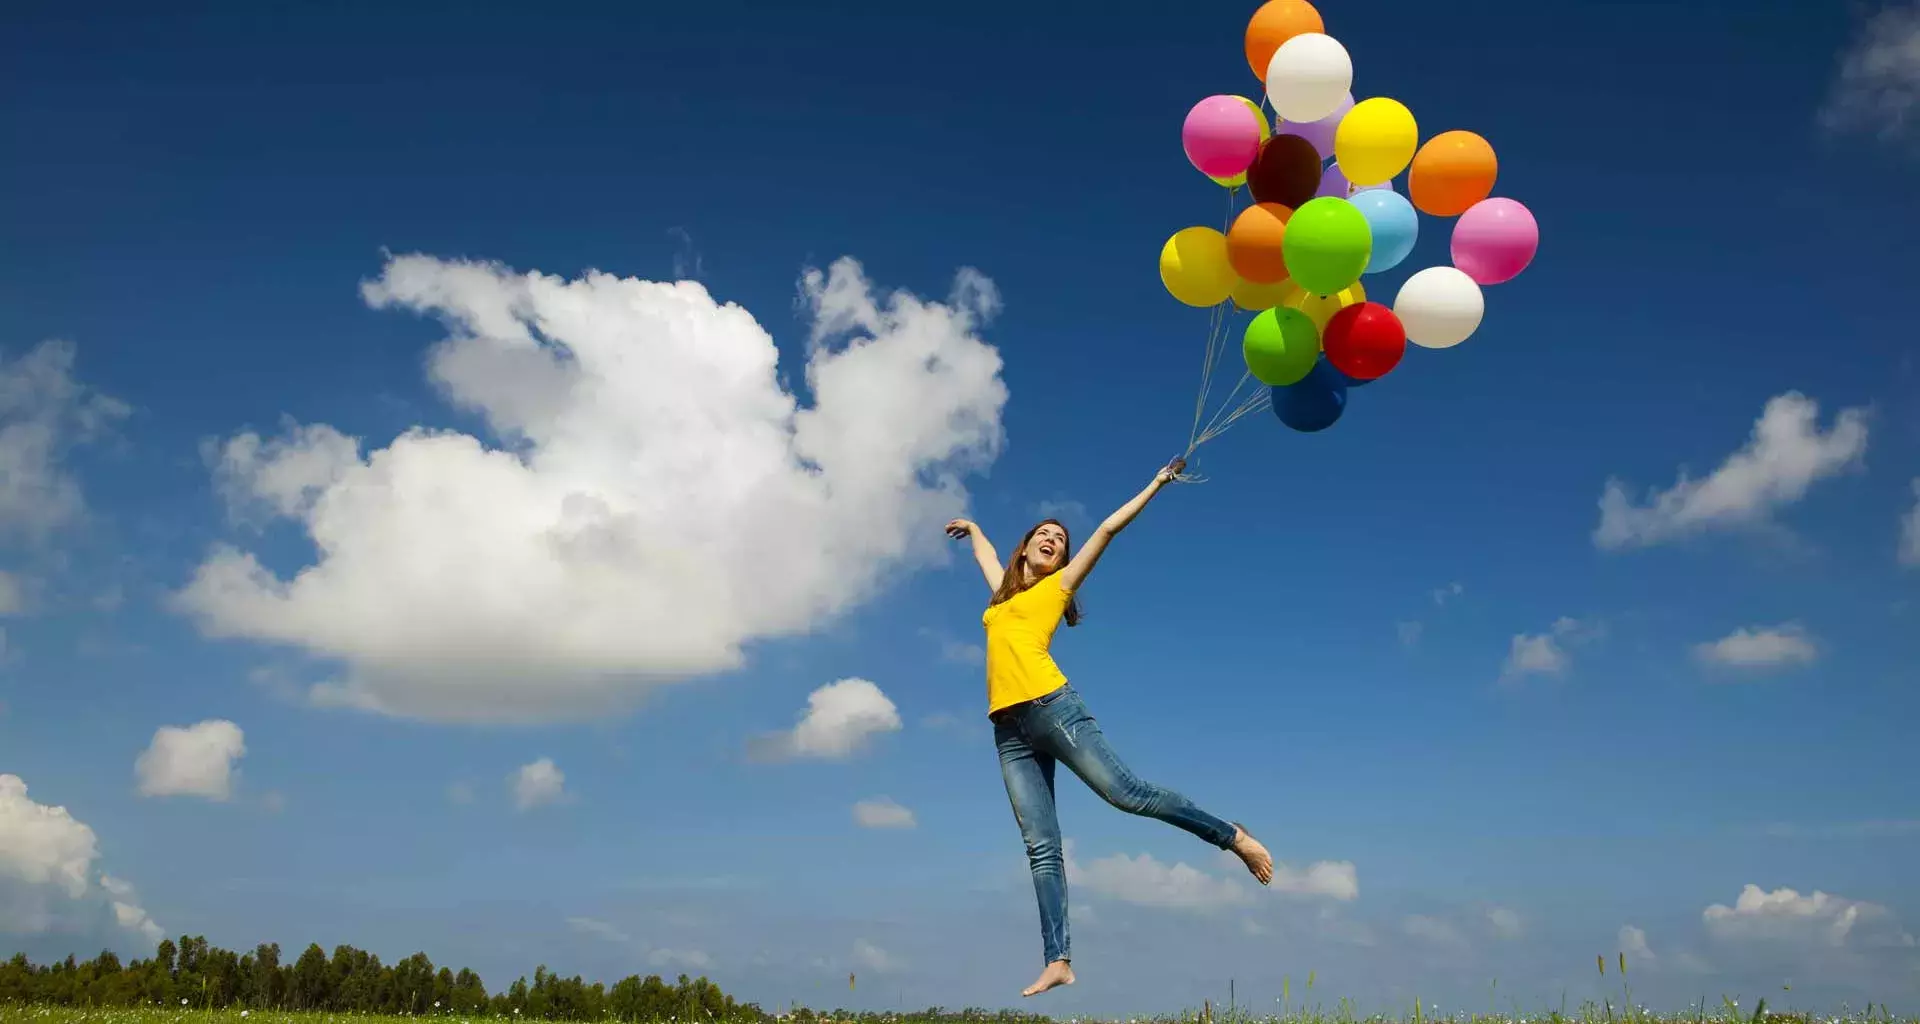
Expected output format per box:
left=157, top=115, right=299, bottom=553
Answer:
left=1, top=1006, right=1916, bottom=1024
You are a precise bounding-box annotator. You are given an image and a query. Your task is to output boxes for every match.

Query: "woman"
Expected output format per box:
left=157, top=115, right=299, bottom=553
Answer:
left=944, top=456, right=1273, bottom=998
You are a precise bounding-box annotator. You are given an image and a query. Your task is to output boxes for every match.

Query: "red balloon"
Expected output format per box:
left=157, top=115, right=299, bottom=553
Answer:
left=1322, top=302, right=1406, bottom=380
left=1247, top=135, right=1323, bottom=210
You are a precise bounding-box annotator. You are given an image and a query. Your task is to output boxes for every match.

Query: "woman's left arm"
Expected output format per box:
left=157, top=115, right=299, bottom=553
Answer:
left=1058, top=457, right=1185, bottom=594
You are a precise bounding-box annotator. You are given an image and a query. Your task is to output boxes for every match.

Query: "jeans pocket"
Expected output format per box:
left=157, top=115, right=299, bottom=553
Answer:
left=1033, top=685, right=1070, bottom=707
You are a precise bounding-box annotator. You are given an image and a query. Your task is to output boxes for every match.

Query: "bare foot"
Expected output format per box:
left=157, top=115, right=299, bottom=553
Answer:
left=1231, top=824, right=1273, bottom=886
left=1021, top=959, right=1075, bottom=997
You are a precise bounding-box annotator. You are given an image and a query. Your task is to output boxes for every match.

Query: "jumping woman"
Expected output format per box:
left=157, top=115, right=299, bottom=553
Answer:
left=944, top=456, right=1274, bottom=998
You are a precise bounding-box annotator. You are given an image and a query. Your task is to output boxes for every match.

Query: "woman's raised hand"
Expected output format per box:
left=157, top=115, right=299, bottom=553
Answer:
left=1155, top=456, right=1188, bottom=486
left=945, top=518, right=977, bottom=539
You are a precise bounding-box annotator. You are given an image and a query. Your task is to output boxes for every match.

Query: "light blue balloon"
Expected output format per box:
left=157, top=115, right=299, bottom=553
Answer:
left=1351, top=188, right=1418, bottom=274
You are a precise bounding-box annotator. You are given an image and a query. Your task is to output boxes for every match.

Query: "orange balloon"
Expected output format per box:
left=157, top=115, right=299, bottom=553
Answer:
left=1244, top=0, right=1325, bottom=82
left=1227, top=203, right=1294, bottom=284
left=1408, top=131, right=1498, bottom=217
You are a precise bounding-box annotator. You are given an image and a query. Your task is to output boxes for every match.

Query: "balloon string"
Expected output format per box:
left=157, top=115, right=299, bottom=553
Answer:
left=1183, top=183, right=1245, bottom=460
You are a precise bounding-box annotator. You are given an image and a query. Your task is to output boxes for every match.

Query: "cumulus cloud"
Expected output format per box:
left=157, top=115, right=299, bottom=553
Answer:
left=852, top=797, right=916, bottom=829
left=0, top=774, right=162, bottom=941
left=752, top=678, right=902, bottom=761
left=1067, top=842, right=1357, bottom=912
left=1820, top=2, right=1920, bottom=145
left=1069, top=849, right=1250, bottom=911
left=567, top=916, right=632, bottom=944
left=0, top=340, right=129, bottom=542
left=511, top=758, right=568, bottom=811
left=1486, top=907, right=1524, bottom=939
left=1500, top=616, right=1598, bottom=684
left=1900, top=479, right=1920, bottom=566
left=1693, top=623, right=1818, bottom=670
left=1703, top=884, right=1916, bottom=949
left=1432, top=582, right=1465, bottom=607
left=1401, top=915, right=1469, bottom=949
left=850, top=938, right=900, bottom=973
left=1620, top=924, right=1656, bottom=963
left=134, top=720, right=245, bottom=801
left=172, top=254, right=1008, bottom=723
left=1594, top=393, right=1867, bottom=550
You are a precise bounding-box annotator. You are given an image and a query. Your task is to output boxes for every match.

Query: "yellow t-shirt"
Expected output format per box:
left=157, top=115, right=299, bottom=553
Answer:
left=982, top=571, right=1073, bottom=714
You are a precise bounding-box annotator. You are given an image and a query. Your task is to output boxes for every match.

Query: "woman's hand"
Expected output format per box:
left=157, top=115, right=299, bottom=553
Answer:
left=945, top=518, right=977, bottom=539
left=1154, top=457, right=1188, bottom=486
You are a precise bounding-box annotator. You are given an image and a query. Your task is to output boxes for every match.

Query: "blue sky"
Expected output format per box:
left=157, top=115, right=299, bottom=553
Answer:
left=3, top=0, right=1919, bottom=1016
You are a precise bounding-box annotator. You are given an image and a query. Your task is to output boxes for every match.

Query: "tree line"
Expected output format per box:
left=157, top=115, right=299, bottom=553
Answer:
left=0, top=935, right=754, bottom=1020
left=0, top=936, right=1057, bottom=1024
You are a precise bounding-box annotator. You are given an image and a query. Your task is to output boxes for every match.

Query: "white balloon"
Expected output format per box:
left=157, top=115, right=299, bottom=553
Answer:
left=1266, top=33, right=1354, bottom=123
left=1393, top=266, right=1485, bottom=349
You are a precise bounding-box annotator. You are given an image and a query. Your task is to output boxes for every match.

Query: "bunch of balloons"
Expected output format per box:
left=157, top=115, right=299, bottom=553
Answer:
left=1162, top=0, right=1539, bottom=442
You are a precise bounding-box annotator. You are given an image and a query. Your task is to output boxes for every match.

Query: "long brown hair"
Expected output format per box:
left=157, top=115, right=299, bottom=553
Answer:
left=987, top=518, right=1083, bottom=627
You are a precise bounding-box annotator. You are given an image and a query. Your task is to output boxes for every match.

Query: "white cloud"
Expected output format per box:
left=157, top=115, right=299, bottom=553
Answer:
left=753, top=678, right=901, bottom=761
left=1487, top=906, right=1524, bottom=939
left=1402, top=914, right=1468, bottom=948
left=1500, top=616, right=1597, bottom=683
left=647, top=947, right=714, bottom=971
left=852, top=797, right=916, bottom=829
left=1693, top=623, right=1818, bottom=670
left=1900, top=479, right=1920, bottom=566
left=1594, top=393, right=1868, bottom=550
left=1820, top=2, right=1920, bottom=144
left=1620, top=924, right=1656, bottom=963
left=567, top=916, right=632, bottom=944
left=1069, top=849, right=1251, bottom=911
left=0, top=571, right=25, bottom=616
left=511, top=758, right=568, bottom=811
left=134, top=720, right=246, bottom=801
left=0, top=775, right=96, bottom=898
left=1396, top=621, right=1423, bottom=647
left=851, top=938, right=901, bottom=973
left=0, top=774, right=161, bottom=940
left=1071, top=843, right=1355, bottom=912
left=1432, top=582, right=1465, bottom=607
left=1503, top=633, right=1567, bottom=679
left=210, top=421, right=361, bottom=522
left=0, top=339, right=129, bottom=542
left=172, top=254, right=1008, bottom=723
left=1703, top=884, right=1916, bottom=949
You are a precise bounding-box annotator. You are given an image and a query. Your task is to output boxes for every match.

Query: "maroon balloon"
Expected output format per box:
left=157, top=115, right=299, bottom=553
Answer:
left=1246, top=135, right=1324, bottom=210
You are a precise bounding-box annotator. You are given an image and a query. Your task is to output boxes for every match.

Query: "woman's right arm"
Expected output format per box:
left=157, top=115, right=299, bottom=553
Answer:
left=946, top=519, right=1004, bottom=591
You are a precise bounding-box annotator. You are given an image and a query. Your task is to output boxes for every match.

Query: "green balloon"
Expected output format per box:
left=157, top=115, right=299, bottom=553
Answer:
left=1281, top=197, right=1373, bottom=296
left=1243, top=307, right=1321, bottom=387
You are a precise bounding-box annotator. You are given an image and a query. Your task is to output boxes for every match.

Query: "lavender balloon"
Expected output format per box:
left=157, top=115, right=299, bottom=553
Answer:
left=1276, top=92, right=1353, bottom=160
left=1316, top=161, right=1352, bottom=199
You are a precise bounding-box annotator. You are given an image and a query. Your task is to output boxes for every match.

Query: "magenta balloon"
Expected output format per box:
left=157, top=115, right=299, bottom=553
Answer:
left=1450, top=198, right=1540, bottom=285
left=1316, top=161, right=1352, bottom=199
left=1182, top=96, right=1264, bottom=180
left=1277, top=92, right=1353, bottom=159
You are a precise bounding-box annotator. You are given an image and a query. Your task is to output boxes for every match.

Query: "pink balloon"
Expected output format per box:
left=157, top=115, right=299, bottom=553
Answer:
left=1182, top=96, right=1263, bottom=180
left=1450, top=198, right=1539, bottom=285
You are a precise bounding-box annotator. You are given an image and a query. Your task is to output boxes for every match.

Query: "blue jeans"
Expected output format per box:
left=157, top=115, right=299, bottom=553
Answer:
left=993, top=684, right=1238, bottom=966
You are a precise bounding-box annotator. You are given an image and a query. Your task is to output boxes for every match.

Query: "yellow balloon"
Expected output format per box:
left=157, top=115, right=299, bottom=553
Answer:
left=1280, top=279, right=1365, bottom=330
left=1210, top=96, right=1272, bottom=188
left=1160, top=227, right=1236, bottom=307
left=1231, top=275, right=1294, bottom=311
left=1334, top=97, right=1418, bottom=186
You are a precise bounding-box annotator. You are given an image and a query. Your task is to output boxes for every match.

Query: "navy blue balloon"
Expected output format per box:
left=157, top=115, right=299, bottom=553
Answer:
left=1272, top=358, right=1349, bottom=433
left=1332, top=360, right=1374, bottom=389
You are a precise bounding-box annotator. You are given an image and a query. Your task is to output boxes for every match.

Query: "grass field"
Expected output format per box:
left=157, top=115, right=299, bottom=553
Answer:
left=1, top=1007, right=1916, bottom=1024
